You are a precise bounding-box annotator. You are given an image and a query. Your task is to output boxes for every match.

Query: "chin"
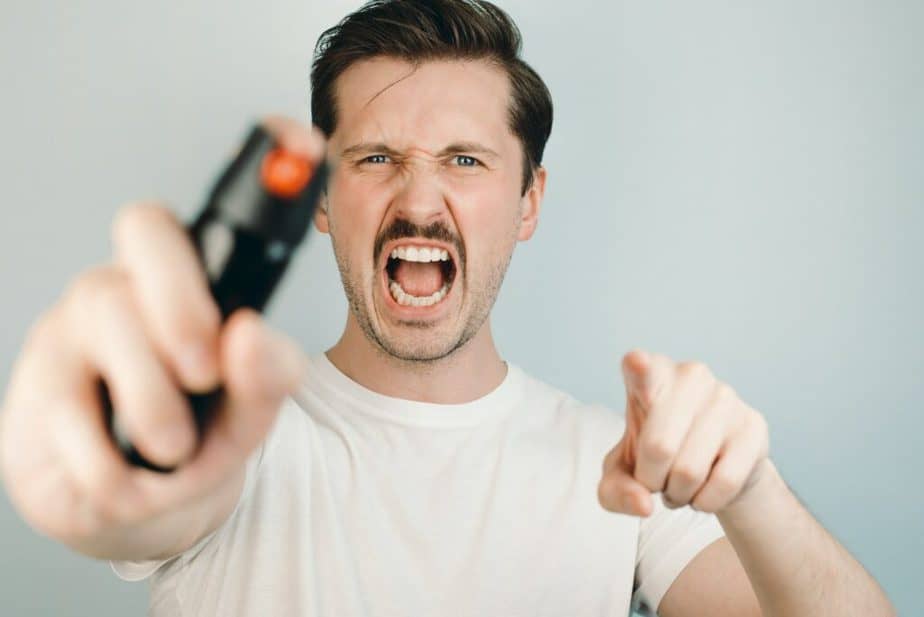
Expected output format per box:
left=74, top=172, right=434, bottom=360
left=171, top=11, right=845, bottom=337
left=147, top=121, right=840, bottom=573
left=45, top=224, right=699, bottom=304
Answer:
left=375, top=329, right=463, bottom=363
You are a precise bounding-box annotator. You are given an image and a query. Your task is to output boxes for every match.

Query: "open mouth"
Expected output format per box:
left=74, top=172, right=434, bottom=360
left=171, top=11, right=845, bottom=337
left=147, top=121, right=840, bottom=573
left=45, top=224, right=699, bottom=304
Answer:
left=383, top=244, right=457, bottom=308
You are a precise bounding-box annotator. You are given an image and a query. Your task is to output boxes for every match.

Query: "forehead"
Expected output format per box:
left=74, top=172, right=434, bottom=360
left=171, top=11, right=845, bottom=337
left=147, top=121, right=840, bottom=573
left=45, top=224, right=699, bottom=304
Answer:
left=330, top=57, right=514, bottom=152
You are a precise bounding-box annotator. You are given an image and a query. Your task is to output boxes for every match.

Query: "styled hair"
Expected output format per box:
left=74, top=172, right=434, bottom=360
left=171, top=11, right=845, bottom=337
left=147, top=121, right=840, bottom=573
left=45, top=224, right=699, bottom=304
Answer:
left=310, top=0, right=553, bottom=195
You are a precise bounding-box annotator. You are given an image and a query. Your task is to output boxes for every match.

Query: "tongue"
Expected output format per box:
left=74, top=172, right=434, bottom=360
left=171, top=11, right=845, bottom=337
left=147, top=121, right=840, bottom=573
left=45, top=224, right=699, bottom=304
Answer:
left=393, top=260, right=444, bottom=297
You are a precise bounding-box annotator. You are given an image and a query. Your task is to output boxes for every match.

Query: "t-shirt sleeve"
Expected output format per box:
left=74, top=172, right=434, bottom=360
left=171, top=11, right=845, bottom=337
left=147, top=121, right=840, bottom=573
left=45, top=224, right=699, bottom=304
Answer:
left=109, top=440, right=265, bottom=582
left=630, top=492, right=727, bottom=615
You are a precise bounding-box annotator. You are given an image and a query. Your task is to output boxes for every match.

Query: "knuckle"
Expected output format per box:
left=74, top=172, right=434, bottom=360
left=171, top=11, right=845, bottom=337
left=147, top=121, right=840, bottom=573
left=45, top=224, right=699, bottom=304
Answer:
left=671, top=463, right=703, bottom=486
left=640, top=436, right=675, bottom=462
left=181, top=295, right=222, bottom=344
left=715, top=382, right=737, bottom=404
left=134, top=273, right=219, bottom=357
left=189, top=299, right=222, bottom=342
left=637, top=475, right=661, bottom=493
left=165, top=315, right=213, bottom=361
left=682, top=361, right=712, bottom=381
left=68, top=266, right=130, bottom=316
left=661, top=492, right=684, bottom=509
left=750, top=410, right=769, bottom=436
left=162, top=296, right=220, bottom=355
left=111, top=201, right=171, bottom=250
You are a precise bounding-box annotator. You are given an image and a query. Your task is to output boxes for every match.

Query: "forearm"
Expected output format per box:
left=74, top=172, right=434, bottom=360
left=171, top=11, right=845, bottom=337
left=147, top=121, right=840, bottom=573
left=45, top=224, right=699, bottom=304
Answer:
left=716, top=459, right=895, bottom=616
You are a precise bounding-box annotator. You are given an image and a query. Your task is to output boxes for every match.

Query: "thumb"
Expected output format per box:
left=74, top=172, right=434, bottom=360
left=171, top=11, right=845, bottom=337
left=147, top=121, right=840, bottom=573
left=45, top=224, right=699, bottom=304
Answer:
left=214, top=308, right=306, bottom=456
left=598, top=438, right=653, bottom=517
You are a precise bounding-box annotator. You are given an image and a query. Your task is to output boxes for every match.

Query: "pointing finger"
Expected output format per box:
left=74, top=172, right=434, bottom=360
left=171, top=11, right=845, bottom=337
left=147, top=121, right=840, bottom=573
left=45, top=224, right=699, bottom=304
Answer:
left=621, top=349, right=675, bottom=410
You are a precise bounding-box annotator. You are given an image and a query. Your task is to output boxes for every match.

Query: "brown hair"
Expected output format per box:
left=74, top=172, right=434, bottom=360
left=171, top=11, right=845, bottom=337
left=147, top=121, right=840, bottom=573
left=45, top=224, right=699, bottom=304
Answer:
left=310, top=0, right=553, bottom=195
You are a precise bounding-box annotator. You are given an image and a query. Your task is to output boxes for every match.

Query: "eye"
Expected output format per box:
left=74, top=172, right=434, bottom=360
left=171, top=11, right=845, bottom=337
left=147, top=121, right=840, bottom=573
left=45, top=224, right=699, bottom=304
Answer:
left=453, top=155, right=480, bottom=167
left=362, top=154, right=391, bottom=164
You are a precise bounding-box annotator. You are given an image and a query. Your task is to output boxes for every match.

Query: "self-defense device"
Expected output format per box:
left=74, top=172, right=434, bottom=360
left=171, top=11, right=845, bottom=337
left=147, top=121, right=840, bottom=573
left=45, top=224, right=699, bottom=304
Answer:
left=99, top=123, right=328, bottom=472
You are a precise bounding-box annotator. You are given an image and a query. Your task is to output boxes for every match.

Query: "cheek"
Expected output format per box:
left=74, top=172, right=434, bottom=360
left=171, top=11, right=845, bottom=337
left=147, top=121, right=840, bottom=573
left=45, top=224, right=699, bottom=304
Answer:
left=327, top=171, right=391, bottom=235
left=452, top=187, right=521, bottom=272
left=448, top=171, right=511, bottom=215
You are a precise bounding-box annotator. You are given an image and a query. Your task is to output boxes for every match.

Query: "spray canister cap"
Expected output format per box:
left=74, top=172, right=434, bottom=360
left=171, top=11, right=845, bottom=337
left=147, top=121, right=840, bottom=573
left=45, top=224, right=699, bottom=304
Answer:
left=204, top=123, right=328, bottom=246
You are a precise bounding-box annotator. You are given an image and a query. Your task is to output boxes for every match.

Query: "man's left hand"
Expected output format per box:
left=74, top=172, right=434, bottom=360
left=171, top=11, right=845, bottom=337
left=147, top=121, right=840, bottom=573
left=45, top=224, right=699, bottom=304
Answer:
left=598, top=349, right=771, bottom=516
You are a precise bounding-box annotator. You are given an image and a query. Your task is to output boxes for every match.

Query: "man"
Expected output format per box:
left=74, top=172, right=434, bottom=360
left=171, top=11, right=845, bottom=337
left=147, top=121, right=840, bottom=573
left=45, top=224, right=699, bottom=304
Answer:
left=0, top=1, right=895, bottom=615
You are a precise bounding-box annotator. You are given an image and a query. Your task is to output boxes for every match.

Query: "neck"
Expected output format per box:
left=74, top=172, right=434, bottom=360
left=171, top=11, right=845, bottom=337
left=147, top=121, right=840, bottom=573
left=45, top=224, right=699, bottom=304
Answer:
left=324, top=313, right=507, bottom=404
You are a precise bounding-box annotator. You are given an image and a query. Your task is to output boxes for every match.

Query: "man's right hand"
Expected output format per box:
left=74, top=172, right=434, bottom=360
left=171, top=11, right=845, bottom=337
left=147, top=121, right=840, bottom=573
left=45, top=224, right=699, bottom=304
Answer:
left=0, top=116, right=326, bottom=561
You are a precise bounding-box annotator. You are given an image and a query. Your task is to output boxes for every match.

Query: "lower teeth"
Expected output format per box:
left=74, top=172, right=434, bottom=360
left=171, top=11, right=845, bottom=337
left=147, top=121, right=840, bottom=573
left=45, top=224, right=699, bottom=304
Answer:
left=389, top=279, right=450, bottom=307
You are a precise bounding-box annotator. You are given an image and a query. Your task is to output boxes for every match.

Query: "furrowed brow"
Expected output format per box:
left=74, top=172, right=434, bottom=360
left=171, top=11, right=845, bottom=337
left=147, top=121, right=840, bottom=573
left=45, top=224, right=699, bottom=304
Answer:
left=340, top=141, right=500, bottom=160
left=340, top=142, right=403, bottom=160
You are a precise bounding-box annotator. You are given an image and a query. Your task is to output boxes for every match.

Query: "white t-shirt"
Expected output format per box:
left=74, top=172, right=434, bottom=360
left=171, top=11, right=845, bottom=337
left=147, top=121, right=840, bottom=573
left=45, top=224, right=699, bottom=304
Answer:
left=111, top=353, right=726, bottom=616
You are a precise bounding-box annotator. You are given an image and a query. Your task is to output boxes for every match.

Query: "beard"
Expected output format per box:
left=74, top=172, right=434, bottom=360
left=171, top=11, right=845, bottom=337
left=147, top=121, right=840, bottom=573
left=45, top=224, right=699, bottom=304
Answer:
left=329, top=217, right=514, bottom=364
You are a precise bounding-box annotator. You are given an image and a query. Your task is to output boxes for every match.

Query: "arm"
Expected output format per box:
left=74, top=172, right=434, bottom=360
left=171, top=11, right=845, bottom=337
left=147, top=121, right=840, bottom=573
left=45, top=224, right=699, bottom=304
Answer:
left=657, top=536, right=761, bottom=617
left=69, top=468, right=245, bottom=561
left=658, top=459, right=895, bottom=616
left=599, top=351, right=896, bottom=617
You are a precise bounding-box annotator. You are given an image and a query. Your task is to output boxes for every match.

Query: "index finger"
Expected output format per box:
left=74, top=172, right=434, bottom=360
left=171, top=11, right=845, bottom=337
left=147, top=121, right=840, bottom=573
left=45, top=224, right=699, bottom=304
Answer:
left=621, top=349, right=675, bottom=410
left=112, top=203, right=222, bottom=393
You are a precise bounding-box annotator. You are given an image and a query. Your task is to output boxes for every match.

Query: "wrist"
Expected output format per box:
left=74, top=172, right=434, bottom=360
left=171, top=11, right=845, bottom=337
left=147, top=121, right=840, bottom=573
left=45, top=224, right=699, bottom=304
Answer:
left=717, top=457, right=781, bottom=524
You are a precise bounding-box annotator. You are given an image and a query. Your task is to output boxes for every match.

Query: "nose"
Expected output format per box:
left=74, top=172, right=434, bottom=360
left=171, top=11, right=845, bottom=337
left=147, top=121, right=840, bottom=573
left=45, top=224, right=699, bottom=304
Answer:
left=390, top=162, right=450, bottom=227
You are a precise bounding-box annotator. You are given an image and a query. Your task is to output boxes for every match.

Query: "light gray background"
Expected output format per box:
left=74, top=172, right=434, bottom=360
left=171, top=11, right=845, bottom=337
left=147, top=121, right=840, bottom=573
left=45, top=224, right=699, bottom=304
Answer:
left=1, top=1, right=920, bottom=615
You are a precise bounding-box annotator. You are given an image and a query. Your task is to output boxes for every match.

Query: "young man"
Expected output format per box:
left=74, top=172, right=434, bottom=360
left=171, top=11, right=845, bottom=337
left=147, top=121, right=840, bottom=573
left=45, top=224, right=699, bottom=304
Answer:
left=0, top=1, right=895, bottom=615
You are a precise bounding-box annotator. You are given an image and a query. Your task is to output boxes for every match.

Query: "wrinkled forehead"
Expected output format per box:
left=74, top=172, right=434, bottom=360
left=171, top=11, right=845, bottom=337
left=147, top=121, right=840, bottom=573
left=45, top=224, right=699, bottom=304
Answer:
left=329, top=57, right=515, bottom=155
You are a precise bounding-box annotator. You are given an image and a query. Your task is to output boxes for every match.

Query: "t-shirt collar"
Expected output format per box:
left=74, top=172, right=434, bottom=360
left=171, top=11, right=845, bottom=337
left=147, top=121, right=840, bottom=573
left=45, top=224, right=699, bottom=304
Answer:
left=301, top=351, right=526, bottom=428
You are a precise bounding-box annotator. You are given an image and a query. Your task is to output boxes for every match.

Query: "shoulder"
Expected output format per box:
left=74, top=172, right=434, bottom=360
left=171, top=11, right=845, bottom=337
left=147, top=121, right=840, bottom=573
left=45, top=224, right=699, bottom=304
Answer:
left=510, top=362, right=626, bottom=440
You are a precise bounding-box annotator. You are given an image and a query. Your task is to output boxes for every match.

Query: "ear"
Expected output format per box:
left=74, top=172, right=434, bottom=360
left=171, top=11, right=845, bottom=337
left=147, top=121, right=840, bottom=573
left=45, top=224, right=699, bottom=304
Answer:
left=313, top=191, right=330, bottom=234
left=516, top=165, right=546, bottom=242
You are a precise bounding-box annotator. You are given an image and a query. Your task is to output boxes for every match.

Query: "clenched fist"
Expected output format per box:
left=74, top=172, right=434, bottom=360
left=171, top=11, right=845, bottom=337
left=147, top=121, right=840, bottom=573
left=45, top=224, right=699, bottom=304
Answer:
left=0, top=116, right=325, bottom=561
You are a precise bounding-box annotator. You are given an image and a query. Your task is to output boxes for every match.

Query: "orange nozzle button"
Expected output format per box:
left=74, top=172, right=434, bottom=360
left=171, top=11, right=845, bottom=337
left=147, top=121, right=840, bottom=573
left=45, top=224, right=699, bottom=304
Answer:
left=260, top=147, right=313, bottom=199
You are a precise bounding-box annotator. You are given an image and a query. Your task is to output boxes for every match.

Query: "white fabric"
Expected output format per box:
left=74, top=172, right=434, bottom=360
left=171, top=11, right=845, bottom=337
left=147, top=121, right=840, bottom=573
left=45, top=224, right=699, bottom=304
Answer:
left=111, top=353, right=726, bottom=616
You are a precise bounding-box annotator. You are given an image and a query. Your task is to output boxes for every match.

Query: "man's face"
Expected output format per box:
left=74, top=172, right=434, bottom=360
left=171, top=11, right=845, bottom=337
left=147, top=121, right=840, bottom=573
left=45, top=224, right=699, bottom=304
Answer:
left=315, top=57, right=545, bottom=363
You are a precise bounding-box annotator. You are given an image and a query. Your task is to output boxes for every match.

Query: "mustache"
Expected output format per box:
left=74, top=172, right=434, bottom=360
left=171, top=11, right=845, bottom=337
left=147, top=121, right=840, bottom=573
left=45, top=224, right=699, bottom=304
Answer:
left=374, top=219, right=466, bottom=267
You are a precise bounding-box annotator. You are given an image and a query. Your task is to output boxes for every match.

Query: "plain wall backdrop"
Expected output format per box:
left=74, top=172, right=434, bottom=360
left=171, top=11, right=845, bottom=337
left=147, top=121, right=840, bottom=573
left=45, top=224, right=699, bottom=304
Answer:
left=1, top=1, right=920, bottom=615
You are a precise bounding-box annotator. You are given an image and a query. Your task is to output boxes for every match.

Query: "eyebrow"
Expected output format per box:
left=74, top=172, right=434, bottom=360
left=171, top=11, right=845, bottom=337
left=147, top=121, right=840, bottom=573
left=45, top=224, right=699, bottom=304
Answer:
left=340, top=141, right=500, bottom=160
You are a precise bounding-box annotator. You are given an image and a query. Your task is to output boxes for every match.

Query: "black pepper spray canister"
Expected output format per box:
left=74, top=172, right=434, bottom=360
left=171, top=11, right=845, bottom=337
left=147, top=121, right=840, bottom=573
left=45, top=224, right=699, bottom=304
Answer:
left=100, top=123, right=328, bottom=473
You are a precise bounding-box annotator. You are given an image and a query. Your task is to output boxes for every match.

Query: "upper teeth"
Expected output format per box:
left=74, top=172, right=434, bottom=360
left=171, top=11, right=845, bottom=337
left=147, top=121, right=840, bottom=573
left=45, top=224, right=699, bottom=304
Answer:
left=390, top=246, right=450, bottom=263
